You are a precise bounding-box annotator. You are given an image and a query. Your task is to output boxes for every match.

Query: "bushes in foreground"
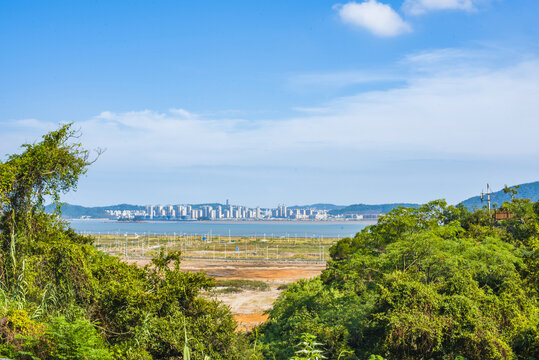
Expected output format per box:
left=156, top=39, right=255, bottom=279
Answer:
left=0, top=125, right=254, bottom=359
left=258, top=200, right=538, bottom=360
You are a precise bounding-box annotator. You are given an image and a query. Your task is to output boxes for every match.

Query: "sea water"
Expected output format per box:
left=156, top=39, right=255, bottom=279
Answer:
left=68, top=219, right=374, bottom=238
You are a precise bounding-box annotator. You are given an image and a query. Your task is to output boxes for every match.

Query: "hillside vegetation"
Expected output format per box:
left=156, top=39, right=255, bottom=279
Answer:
left=1, top=125, right=537, bottom=360
left=43, top=203, right=145, bottom=219
left=0, top=125, right=252, bottom=359
left=460, top=182, right=539, bottom=209
left=258, top=200, right=538, bottom=359
left=329, top=203, right=420, bottom=216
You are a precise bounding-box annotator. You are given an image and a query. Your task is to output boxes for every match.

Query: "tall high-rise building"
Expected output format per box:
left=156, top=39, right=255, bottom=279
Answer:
left=146, top=205, right=154, bottom=219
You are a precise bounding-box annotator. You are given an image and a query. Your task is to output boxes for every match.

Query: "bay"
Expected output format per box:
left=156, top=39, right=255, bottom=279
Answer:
left=68, top=219, right=374, bottom=238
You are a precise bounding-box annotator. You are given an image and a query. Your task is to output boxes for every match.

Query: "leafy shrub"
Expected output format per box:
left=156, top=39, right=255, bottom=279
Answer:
left=42, top=316, right=112, bottom=360
left=259, top=201, right=539, bottom=360
left=0, top=125, right=252, bottom=359
left=290, top=333, right=325, bottom=360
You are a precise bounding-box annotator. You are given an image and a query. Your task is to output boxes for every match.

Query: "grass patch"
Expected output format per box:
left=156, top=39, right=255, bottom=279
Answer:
left=277, top=284, right=289, bottom=290
left=213, top=287, right=243, bottom=294
left=215, top=279, right=270, bottom=291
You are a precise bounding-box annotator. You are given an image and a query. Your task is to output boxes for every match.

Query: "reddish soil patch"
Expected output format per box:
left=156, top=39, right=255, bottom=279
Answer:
left=235, top=313, right=270, bottom=331
left=127, top=258, right=325, bottom=329
left=128, top=258, right=323, bottom=283
left=179, top=259, right=324, bottom=284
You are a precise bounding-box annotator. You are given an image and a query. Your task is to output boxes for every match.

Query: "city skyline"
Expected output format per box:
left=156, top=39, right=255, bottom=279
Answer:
left=105, top=203, right=370, bottom=221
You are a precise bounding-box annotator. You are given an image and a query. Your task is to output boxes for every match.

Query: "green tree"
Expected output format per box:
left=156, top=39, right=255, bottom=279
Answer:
left=0, top=125, right=251, bottom=359
left=259, top=201, right=538, bottom=360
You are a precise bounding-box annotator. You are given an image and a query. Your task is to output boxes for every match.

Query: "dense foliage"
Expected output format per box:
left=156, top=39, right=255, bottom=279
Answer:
left=2, top=125, right=537, bottom=360
left=460, top=181, right=539, bottom=209
left=259, top=200, right=538, bottom=359
left=328, top=203, right=419, bottom=216
left=0, top=125, right=251, bottom=359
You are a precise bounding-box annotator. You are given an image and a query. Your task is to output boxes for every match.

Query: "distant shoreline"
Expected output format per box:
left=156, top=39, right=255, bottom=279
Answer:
left=67, top=218, right=378, bottom=225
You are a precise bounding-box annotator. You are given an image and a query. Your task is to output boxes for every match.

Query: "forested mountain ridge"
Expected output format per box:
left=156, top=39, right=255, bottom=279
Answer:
left=328, top=203, right=420, bottom=215
left=46, top=202, right=418, bottom=219
left=459, top=181, right=539, bottom=209
left=44, top=203, right=145, bottom=218
left=289, top=203, right=345, bottom=211
left=48, top=181, right=539, bottom=220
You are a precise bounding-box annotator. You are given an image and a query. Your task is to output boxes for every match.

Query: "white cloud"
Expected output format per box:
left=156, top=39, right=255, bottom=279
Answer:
left=403, top=48, right=473, bottom=64
left=288, top=70, right=402, bottom=92
left=3, top=50, right=538, bottom=168
left=2, top=49, right=539, bottom=205
left=169, top=108, right=196, bottom=119
left=336, top=1, right=412, bottom=37
left=403, top=0, right=477, bottom=15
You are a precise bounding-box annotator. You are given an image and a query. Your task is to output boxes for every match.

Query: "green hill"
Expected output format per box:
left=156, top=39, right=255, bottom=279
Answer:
left=329, top=203, right=420, bottom=216
left=44, top=203, right=145, bottom=218
left=459, top=181, right=539, bottom=209
left=289, top=203, right=345, bottom=211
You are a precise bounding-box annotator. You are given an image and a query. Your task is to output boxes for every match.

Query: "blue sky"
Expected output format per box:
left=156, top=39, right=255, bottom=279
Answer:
left=2, top=0, right=539, bottom=207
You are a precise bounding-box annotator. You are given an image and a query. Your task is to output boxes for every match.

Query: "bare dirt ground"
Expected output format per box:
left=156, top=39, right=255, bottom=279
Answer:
left=128, top=258, right=325, bottom=330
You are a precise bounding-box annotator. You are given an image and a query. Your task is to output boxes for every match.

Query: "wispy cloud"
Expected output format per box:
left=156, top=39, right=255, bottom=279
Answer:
left=2, top=48, right=538, bottom=205
left=3, top=49, right=538, bottom=165
left=288, top=70, right=403, bottom=92
left=168, top=108, right=197, bottom=119
left=335, top=1, right=412, bottom=37
left=403, top=0, right=481, bottom=15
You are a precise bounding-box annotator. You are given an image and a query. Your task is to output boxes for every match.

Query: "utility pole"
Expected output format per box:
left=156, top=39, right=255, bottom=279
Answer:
left=481, top=183, right=492, bottom=214
left=124, top=234, right=128, bottom=260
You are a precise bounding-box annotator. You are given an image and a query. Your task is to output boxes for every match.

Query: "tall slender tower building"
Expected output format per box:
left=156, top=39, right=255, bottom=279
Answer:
left=146, top=205, right=154, bottom=219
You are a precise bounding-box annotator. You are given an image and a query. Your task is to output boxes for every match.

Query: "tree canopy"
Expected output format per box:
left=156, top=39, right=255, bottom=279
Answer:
left=258, top=200, right=538, bottom=360
left=0, top=125, right=252, bottom=359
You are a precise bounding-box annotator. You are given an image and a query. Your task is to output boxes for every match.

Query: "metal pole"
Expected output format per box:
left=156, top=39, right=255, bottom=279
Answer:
left=487, top=183, right=491, bottom=214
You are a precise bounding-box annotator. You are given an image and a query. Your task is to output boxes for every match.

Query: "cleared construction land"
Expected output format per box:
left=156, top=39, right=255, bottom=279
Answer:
left=96, top=233, right=337, bottom=261
left=120, top=236, right=331, bottom=330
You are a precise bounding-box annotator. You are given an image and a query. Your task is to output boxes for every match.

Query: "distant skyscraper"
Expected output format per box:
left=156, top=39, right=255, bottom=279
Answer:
left=156, top=205, right=165, bottom=217
left=146, top=205, right=154, bottom=219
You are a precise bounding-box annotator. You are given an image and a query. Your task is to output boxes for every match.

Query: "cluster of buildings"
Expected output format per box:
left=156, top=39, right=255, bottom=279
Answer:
left=105, top=209, right=146, bottom=219
left=105, top=203, right=363, bottom=221
left=142, top=204, right=331, bottom=221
